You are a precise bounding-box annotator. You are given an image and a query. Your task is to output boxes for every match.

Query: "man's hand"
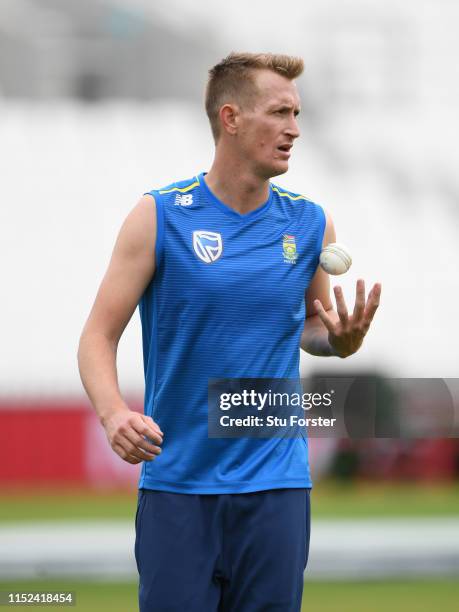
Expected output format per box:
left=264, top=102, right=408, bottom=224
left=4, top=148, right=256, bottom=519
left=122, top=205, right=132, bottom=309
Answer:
left=102, top=406, right=163, bottom=465
left=314, top=279, right=381, bottom=358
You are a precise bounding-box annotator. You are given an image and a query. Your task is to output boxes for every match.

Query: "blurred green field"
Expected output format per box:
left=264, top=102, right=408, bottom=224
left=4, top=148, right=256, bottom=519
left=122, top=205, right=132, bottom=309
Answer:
left=1, top=579, right=458, bottom=611
left=0, top=481, right=458, bottom=522
left=1, top=482, right=457, bottom=611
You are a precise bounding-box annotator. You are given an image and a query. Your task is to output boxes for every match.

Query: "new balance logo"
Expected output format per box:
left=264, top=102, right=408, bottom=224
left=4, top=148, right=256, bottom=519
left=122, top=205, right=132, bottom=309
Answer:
left=175, top=193, right=193, bottom=206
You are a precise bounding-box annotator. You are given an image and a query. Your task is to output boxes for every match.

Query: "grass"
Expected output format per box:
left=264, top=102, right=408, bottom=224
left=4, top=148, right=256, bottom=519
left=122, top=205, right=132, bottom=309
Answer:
left=0, top=579, right=458, bottom=611
left=0, top=490, right=136, bottom=523
left=301, top=579, right=459, bottom=612
left=310, top=480, right=459, bottom=519
left=0, top=481, right=458, bottom=523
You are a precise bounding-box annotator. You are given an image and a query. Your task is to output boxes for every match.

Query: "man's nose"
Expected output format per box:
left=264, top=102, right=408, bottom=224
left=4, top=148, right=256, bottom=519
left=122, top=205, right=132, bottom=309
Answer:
left=285, top=116, right=300, bottom=139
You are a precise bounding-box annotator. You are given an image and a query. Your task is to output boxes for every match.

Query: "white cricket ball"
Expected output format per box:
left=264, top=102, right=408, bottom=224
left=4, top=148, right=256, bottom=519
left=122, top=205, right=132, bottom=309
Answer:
left=319, top=242, right=352, bottom=275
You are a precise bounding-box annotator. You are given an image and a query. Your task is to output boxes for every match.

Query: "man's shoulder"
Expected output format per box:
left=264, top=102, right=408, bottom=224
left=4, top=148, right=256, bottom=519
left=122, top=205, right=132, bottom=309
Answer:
left=145, top=175, right=201, bottom=198
left=271, top=182, right=323, bottom=213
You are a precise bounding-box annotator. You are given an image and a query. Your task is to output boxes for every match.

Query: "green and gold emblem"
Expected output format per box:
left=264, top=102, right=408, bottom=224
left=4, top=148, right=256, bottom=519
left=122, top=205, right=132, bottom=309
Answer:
left=283, top=234, right=298, bottom=264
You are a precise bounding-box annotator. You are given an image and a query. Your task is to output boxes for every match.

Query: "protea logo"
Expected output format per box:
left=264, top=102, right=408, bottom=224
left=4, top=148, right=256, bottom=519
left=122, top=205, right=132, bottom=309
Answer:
left=193, top=230, right=223, bottom=264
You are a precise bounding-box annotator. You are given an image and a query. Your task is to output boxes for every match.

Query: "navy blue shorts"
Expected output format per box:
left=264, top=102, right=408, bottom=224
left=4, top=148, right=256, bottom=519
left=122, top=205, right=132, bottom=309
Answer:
left=135, top=488, right=311, bottom=612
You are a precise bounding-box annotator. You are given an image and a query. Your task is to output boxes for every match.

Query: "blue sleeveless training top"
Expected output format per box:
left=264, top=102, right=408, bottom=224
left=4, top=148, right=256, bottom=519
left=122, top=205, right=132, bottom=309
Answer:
left=138, top=172, right=325, bottom=493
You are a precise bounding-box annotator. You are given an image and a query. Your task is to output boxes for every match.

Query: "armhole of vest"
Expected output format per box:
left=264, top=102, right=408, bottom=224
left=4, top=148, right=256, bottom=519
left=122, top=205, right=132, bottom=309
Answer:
left=154, top=192, right=165, bottom=269
left=144, top=190, right=165, bottom=269
left=315, top=204, right=326, bottom=264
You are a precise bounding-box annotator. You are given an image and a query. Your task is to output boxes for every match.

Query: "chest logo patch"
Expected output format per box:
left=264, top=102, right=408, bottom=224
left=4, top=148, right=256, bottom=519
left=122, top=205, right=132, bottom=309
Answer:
left=283, top=234, right=298, bottom=264
left=193, top=230, right=223, bottom=264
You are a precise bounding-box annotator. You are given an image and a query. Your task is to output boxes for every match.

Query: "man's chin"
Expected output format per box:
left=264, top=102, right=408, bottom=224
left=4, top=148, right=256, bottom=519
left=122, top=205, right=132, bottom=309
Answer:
left=268, top=160, right=289, bottom=179
left=254, top=159, right=289, bottom=181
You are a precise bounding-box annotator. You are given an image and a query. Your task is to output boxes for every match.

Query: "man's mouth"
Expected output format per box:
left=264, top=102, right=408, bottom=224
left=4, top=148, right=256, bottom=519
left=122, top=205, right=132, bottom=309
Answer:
left=277, top=144, right=293, bottom=158
left=277, top=144, right=293, bottom=152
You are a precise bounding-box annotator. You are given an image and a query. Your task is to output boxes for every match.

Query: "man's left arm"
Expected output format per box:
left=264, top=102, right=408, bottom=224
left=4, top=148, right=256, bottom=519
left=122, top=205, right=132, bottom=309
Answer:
left=301, top=212, right=381, bottom=358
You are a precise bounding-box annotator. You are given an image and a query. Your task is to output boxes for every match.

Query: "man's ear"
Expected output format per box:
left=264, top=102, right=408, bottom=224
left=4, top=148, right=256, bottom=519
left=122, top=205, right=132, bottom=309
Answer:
left=219, top=103, right=240, bottom=136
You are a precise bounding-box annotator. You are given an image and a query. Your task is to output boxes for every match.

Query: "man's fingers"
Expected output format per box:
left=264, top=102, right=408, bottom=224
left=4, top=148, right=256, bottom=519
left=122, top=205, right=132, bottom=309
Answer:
left=105, top=411, right=163, bottom=463
left=140, top=414, right=163, bottom=438
left=112, top=443, right=142, bottom=465
left=352, top=279, right=366, bottom=322
left=133, top=416, right=163, bottom=445
left=314, top=299, right=335, bottom=334
left=333, top=286, right=348, bottom=326
left=121, top=428, right=162, bottom=457
left=115, top=435, right=160, bottom=462
left=141, top=414, right=163, bottom=435
left=364, top=283, right=382, bottom=322
left=135, top=426, right=163, bottom=447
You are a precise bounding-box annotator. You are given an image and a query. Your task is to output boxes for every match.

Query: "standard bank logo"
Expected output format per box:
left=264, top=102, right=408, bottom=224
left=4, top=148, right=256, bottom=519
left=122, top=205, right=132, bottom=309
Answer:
left=175, top=193, right=193, bottom=206
left=193, top=230, right=223, bottom=264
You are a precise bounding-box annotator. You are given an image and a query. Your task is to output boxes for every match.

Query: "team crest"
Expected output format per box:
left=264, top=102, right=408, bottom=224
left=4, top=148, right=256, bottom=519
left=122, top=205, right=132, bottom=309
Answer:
left=282, top=234, right=298, bottom=264
left=193, top=230, right=223, bottom=264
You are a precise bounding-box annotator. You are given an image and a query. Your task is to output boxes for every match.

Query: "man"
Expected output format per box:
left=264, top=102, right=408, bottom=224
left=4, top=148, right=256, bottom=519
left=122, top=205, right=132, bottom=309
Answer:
left=78, top=52, right=380, bottom=611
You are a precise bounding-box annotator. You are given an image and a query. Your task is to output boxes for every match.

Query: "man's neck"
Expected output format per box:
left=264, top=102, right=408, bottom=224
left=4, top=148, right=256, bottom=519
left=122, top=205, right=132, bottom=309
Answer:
left=204, top=155, right=271, bottom=215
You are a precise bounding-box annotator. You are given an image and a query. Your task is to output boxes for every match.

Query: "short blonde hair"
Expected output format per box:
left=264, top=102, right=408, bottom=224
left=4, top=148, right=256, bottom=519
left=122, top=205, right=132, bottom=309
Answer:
left=205, top=52, right=304, bottom=142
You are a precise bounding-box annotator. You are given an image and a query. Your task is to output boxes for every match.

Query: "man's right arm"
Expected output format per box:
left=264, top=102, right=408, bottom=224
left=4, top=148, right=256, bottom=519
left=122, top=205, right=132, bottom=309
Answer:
left=77, top=194, right=163, bottom=465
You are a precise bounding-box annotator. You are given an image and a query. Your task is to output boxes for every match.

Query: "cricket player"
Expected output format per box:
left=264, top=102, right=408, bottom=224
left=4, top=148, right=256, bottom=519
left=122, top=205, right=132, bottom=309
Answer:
left=78, top=52, right=381, bottom=611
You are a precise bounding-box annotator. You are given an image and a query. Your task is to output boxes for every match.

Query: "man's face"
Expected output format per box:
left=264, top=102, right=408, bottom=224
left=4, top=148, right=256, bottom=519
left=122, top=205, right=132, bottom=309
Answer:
left=235, top=69, right=301, bottom=179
